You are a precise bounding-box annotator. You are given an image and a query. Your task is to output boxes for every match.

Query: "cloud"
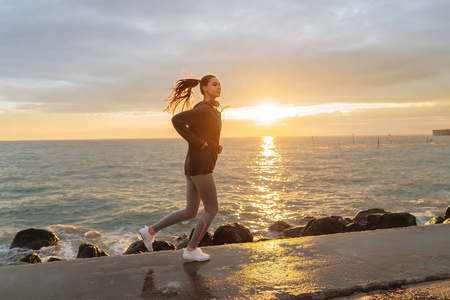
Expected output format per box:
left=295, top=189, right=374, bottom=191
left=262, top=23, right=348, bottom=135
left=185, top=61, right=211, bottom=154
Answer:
left=224, top=102, right=437, bottom=123
left=1, top=0, right=450, bottom=116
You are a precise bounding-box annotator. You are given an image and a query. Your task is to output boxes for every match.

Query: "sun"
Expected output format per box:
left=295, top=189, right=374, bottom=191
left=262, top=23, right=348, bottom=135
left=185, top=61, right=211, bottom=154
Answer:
left=226, top=104, right=291, bottom=125
left=251, top=104, right=281, bottom=124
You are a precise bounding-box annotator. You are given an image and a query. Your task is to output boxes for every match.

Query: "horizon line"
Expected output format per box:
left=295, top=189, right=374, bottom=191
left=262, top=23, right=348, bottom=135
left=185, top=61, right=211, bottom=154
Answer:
left=0, top=133, right=441, bottom=143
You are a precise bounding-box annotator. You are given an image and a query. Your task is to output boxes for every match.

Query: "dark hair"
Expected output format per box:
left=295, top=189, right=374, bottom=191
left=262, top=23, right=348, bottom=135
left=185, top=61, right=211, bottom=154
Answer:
left=164, top=75, right=217, bottom=115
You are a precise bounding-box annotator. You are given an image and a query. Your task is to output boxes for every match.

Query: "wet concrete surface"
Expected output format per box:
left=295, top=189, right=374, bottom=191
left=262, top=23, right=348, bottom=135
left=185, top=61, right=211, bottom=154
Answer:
left=0, top=225, right=449, bottom=299
left=339, top=278, right=450, bottom=299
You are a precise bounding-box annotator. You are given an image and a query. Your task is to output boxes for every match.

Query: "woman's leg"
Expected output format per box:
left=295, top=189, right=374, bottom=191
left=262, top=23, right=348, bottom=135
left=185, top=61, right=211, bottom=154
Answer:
left=187, top=173, right=218, bottom=249
left=150, top=175, right=201, bottom=233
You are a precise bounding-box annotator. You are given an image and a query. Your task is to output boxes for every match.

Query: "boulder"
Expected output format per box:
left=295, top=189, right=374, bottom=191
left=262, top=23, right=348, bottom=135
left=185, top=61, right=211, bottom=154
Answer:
left=424, top=216, right=445, bottom=225
left=47, top=257, right=68, bottom=262
left=172, top=234, right=190, bottom=249
left=11, top=252, right=42, bottom=264
left=124, top=240, right=148, bottom=255
left=23, top=253, right=42, bottom=263
left=123, top=240, right=176, bottom=254
left=341, top=218, right=354, bottom=226
left=282, top=226, right=305, bottom=238
left=76, top=243, right=109, bottom=259
left=366, top=212, right=417, bottom=230
left=212, top=222, right=253, bottom=245
left=334, top=216, right=352, bottom=228
left=302, top=216, right=345, bottom=236
left=152, top=240, right=176, bottom=252
left=177, top=239, right=189, bottom=249
left=10, top=228, right=59, bottom=250
left=345, top=222, right=366, bottom=232
left=443, top=218, right=450, bottom=225
left=188, top=228, right=214, bottom=247
left=445, top=206, right=450, bottom=220
left=353, top=208, right=388, bottom=225
left=304, top=218, right=317, bottom=230
left=299, top=216, right=316, bottom=225
left=268, top=221, right=292, bottom=232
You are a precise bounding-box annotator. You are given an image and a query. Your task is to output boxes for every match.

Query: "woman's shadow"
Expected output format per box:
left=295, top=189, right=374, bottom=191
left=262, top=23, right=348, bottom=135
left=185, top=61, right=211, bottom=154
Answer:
left=140, top=261, right=214, bottom=299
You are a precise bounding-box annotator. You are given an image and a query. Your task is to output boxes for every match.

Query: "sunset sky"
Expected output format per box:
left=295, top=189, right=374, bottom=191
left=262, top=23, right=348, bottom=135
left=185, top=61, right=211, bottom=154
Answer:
left=1, top=1, right=449, bottom=141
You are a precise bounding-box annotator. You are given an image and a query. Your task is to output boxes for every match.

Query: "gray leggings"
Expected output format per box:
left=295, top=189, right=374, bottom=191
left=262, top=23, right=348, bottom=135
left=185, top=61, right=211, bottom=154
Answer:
left=150, top=173, right=218, bottom=248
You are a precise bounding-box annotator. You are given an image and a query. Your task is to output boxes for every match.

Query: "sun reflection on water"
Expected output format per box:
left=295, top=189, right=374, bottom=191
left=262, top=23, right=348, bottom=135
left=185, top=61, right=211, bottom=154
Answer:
left=261, top=136, right=276, bottom=158
left=244, top=136, right=291, bottom=225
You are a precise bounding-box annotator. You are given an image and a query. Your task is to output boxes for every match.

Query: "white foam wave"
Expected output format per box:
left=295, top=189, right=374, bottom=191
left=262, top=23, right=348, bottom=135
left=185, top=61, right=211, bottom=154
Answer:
left=47, top=224, right=83, bottom=234
left=84, top=230, right=102, bottom=239
left=412, top=212, right=436, bottom=226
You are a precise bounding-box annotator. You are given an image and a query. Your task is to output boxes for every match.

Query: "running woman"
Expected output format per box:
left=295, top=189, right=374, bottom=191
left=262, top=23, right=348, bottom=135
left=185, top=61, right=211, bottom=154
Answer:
left=140, top=74, right=223, bottom=261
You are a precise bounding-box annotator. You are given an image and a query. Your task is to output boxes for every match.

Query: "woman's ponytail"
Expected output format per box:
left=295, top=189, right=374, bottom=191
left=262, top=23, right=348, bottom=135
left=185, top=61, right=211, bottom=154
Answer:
left=164, top=78, right=200, bottom=115
left=164, top=75, right=218, bottom=115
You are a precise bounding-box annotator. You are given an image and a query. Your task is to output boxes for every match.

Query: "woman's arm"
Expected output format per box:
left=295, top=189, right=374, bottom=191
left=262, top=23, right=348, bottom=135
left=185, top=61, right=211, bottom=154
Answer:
left=171, top=108, right=207, bottom=149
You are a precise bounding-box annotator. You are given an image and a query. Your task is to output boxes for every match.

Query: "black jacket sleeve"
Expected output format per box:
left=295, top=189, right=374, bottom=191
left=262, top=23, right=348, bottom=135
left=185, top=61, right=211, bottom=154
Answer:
left=171, top=108, right=206, bottom=149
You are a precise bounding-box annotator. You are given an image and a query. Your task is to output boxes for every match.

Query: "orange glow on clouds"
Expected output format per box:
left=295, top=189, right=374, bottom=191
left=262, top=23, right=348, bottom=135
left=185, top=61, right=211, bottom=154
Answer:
left=224, top=102, right=435, bottom=124
left=0, top=101, right=444, bottom=141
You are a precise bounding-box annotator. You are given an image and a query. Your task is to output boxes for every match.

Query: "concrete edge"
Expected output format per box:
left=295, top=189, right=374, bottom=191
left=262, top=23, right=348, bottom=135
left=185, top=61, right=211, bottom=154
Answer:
left=287, top=273, right=450, bottom=300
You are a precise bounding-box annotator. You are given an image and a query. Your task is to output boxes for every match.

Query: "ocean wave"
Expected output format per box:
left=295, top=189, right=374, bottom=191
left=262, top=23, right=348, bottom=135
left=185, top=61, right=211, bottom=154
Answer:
left=1, top=136, right=449, bottom=265
left=412, top=212, right=438, bottom=226
left=47, top=224, right=83, bottom=234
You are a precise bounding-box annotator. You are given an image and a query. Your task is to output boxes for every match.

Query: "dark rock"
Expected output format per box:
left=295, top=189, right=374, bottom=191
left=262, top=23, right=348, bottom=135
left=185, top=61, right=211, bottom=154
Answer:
left=443, top=218, right=450, bottom=225
left=282, top=226, right=305, bottom=238
left=177, top=239, right=189, bottom=249
left=366, top=212, right=417, bottom=230
left=24, top=252, right=42, bottom=263
left=345, top=222, right=366, bottom=232
left=268, top=221, right=292, bottom=232
left=10, top=228, right=59, bottom=250
left=304, top=218, right=317, bottom=230
left=153, top=240, right=176, bottom=252
left=76, top=243, right=109, bottom=259
left=353, top=208, right=388, bottom=225
left=123, top=240, right=176, bottom=254
left=11, top=252, right=42, bottom=264
left=305, top=216, right=342, bottom=228
left=173, top=233, right=189, bottom=240
left=212, top=222, right=253, bottom=245
left=424, top=216, right=445, bottom=225
left=172, top=234, right=189, bottom=249
left=302, top=216, right=345, bottom=236
left=174, top=233, right=189, bottom=241
left=445, top=206, right=450, bottom=220
left=188, top=228, right=214, bottom=247
left=342, top=218, right=354, bottom=226
left=124, top=240, right=148, bottom=255
left=335, top=216, right=352, bottom=228
left=47, top=257, right=67, bottom=262
left=299, top=216, right=316, bottom=225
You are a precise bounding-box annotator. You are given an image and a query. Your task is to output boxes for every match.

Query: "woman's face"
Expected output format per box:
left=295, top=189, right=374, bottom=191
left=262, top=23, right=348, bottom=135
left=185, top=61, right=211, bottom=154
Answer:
left=202, top=77, right=221, bottom=100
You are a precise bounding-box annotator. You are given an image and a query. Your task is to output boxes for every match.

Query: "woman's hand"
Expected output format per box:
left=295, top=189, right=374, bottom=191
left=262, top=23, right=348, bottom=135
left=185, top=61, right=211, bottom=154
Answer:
left=218, top=145, right=223, bottom=154
left=201, top=142, right=209, bottom=149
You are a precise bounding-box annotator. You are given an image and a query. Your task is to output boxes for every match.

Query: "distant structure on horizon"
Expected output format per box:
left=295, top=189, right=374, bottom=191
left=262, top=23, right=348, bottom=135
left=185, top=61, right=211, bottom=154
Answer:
left=433, top=129, right=450, bottom=136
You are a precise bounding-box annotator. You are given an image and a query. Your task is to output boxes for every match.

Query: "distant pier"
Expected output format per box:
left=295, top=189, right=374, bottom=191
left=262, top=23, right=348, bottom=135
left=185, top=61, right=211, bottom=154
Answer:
left=433, top=129, right=450, bottom=136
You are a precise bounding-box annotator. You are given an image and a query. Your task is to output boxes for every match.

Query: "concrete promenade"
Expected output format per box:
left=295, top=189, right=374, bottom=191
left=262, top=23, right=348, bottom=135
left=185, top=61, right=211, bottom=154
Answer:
left=0, top=225, right=449, bottom=299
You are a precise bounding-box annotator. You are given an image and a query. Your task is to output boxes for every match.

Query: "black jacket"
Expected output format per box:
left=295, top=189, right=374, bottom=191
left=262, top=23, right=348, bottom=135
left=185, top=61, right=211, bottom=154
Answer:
left=172, top=100, right=222, bottom=175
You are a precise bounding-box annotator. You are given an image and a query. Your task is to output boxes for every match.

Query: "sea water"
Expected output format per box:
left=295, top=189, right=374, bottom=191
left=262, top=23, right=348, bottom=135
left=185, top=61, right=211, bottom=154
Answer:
left=0, top=135, right=449, bottom=264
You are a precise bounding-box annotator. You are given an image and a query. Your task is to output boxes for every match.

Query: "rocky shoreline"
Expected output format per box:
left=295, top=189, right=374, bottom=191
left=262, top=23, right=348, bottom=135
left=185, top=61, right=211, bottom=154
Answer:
left=7, top=206, right=450, bottom=264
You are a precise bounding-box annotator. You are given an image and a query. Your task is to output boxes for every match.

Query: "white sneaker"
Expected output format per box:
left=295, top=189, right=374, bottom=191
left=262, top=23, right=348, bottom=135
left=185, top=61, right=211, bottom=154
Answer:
left=139, top=227, right=154, bottom=252
left=183, top=248, right=210, bottom=261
